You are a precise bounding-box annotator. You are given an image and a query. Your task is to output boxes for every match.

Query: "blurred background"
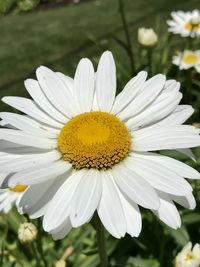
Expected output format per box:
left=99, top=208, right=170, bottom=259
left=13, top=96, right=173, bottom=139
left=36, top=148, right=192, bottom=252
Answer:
left=0, top=0, right=200, bottom=267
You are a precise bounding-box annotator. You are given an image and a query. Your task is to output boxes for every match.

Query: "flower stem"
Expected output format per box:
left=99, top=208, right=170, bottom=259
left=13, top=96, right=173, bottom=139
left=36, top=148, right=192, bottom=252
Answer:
left=94, top=213, right=108, bottom=267
left=118, top=0, right=135, bottom=75
left=147, top=48, right=153, bottom=76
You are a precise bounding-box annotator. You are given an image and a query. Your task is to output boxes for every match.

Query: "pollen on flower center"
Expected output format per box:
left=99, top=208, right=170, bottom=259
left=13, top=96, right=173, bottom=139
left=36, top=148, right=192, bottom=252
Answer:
left=9, top=185, right=27, bottom=192
left=184, top=19, right=200, bottom=31
left=183, top=54, right=198, bottom=64
left=58, top=111, right=131, bottom=170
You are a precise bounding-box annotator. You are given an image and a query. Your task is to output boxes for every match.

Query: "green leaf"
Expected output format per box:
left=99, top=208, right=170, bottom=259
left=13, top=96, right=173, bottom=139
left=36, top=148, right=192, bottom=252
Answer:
left=127, top=257, right=160, bottom=267
left=182, top=213, right=200, bottom=225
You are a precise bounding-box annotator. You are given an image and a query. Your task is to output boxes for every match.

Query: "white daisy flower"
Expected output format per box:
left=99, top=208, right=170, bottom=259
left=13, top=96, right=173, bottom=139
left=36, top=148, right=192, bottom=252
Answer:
left=175, top=242, right=200, bottom=267
left=167, top=10, right=200, bottom=37
left=172, top=50, right=200, bottom=72
left=0, top=185, right=27, bottom=213
left=0, top=51, right=200, bottom=240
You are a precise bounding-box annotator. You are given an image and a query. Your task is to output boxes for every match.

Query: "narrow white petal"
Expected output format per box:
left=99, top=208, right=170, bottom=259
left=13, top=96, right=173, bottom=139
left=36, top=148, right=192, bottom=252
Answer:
left=172, top=194, right=196, bottom=210
left=24, top=173, right=68, bottom=219
left=112, top=165, right=160, bottom=209
left=43, top=170, right=84, bottom=232
left=125, top=154, right=193, bottom=196
left=153, top=105, right=194, bottom=127
left=36, top=66, right=76, bottom=117
left=0, top=112, right=59, bottom=138
left=2, top=96, right=63, bottom=128
left=127, top=92, right=182, bottom=130
left=0, top=150, right=61, bottom=172
left=118, top=74, right=166, bottom=120
left=96, top=51, right=116, bottom=112
left=177, top=148, right=196, bottom=161
left=0, top=129, right=56, bottom=149
left=97, top=172, right=126, bottom=238
left=8, top=161, right=71, bottom=186
left=117, top=189, right=142, bottom=237
left=25, top=79, right=68, bottom=123
left=50, top=219, right=72, bottom=240
left=153, top=193, right=181, bottom=229
left=56, top=73, right=74, bottom=94
left=74, top=58, right=95, bottom=112
left=111, top=71, right=147, bottom=114
left=133, top=126, right=200, bottom=151
left=70, top=169, right=102, bottom=227
left=135, top=152, right=200, bottom=179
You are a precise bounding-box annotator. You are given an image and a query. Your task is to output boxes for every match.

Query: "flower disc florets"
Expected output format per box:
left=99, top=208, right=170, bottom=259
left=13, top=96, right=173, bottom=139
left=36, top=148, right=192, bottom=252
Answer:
left=58, top=111, right=131, bottom=170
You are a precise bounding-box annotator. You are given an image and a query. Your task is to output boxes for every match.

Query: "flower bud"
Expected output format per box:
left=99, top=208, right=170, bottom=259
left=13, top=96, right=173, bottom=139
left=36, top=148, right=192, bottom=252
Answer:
left=175, top=242, right=200, bottom=267
left=18, top=222, right=38, bottom=244
left=55, top=260, right=66, bottom=267
left=138, top=27, right=158, bottom=47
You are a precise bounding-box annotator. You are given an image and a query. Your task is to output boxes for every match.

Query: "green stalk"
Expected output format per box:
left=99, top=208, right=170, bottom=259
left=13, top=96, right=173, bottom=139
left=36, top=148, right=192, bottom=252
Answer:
left=94, top=213, right=108, bottom=267
left=118, top=0, right=135, bottom=75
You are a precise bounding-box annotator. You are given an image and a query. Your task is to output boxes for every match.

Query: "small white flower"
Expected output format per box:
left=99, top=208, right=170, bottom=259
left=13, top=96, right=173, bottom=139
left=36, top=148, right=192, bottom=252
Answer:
left=138, top=28, right=158, bottom=47
left=167, top=10, right=200, bottom=38
left=172, top=50, right=200, bottom=72
left=0, top=51, right=200, bottom=240
left=18, top=222, right=38, bottom=244
left=175, top=242, right=200, bottom=267
left=0, top=185, right=27, bottom=213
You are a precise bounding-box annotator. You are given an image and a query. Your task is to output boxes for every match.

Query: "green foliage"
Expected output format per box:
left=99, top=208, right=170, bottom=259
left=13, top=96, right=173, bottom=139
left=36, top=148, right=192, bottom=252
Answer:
left=0, top=0, right=17, bottom=14
left=17, top=0, right=40, bottom=12
left=0, top=0, right=56, bottom=14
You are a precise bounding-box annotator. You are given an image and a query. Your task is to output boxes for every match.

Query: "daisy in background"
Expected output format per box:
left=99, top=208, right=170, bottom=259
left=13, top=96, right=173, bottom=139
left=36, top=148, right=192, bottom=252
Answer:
left=172, top=50, right=200, bottom=72
left=0, top=51, right=200, bottom=242
left=0, top=185, right=27, bottom=213
left=167, top=10, right=200, bottom=38
left=175, top=242, right=200, bottom=267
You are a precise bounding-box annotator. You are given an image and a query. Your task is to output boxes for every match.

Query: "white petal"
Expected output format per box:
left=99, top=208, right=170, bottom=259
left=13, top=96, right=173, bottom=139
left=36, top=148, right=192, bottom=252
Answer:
left=25, top=79, right=68, bottom=123
left=0, top=129, right=56, bottom=149
left=125, top=154, right=193, bottom=196
left=0, top=112, right=59, bottom=138
left=50, top=219, right=72, bottom=240
left=74, top=58, right=95, bottom=112
left=56, top=73, right=74, bottom=94
left=8, top=161, right=71, bottom=186
left=112, top=164, right=160, bottom=209
left=117, top=189, right=142, bottom=237
left=96, top=51, right=116, bottom=112
left=118, top=74, right=166, bottom=121
left=43, top=170, right=84, bottom=232
left=127, top=92, right=182, bottom=130
left=177, top=148, right=196, bottom=161
left=97, top=172, right=126, bottom=238
left=172, top=194, right=196, bottom=210
left=2, top=96, right=63, bottom=128
left=136, top=152, right=200, bottom=179
left=152, top=193, right=181, bottom=229
left=153, top=105, right=194, bottom=127
left=111, top=71, right=147, bottom=114
left=0, top=150, right=61, bottom=172
left=70, top=169, right=102, bottom=227
left=24, top=173, right=68, bottom=219
left=36, top=66, right=76, bottom=117
left=133, top=126, right=200, bottom=151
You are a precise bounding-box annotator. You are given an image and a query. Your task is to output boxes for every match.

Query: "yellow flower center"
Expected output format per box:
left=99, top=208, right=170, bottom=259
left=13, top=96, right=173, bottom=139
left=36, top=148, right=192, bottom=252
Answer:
left=183, top=54, right=198, bottom=64
left=9, top=185, right=27, bottom=192
left=185, top=252, right=194, bottom=261
left=58, top=112, right=131, bottom=170
left=184, top=19, right=200, bottom=31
